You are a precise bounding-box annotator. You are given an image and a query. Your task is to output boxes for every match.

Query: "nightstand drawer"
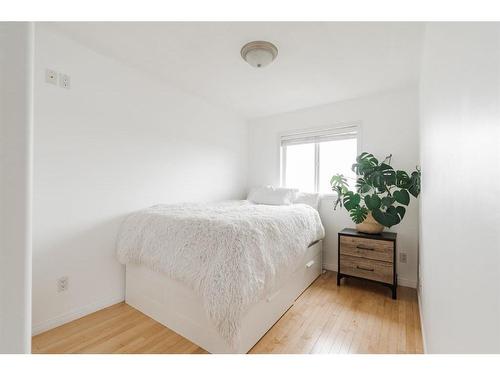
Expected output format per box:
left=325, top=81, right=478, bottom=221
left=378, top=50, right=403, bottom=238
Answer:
left=339, top=255, right=393, bottom=284
left=340, top=236, right=393, bottom=263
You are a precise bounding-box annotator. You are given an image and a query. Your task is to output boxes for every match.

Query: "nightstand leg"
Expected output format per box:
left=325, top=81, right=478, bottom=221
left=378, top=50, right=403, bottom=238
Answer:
left=337, top=273, right=341, bottom=286
left=392, top=286, right=397, bottom=300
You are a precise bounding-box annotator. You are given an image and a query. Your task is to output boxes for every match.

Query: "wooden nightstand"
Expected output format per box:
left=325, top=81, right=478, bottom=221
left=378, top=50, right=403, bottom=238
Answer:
left=337, top=228, right=397, bottom=299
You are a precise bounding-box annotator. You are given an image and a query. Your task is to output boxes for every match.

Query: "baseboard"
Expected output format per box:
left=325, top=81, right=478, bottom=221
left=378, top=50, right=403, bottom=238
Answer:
left=323, top=263, right=417, bottom=288
left=32, top=295, right=124, bottom=336
left=397, top=277, right=417, bottom=288
left=322, top=262, right=337, bottom=272
left=417, top=288, right=427, bottom=353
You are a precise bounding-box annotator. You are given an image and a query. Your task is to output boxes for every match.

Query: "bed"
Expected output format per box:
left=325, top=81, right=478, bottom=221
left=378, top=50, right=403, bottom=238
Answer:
left=116, top=200, right=325, bottom=353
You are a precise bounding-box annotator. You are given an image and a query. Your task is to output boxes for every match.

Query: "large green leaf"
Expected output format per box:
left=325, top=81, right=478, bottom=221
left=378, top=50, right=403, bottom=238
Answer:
left=385, top=208, right=401, bottom=227
left=343, top=192, right=361, bottom=211
left=330, top=174, right=348, bottom=188
left=364, top=170, right=383, bottom=188
left=364, top=163, right=396, bottom=188
left=331, top=174, right=349, bottom=209
left=364, top=194, right=381, bottom=210
left=372, top=205, right=406, bottom=227
left=349, top=206, right=368, bottom=224
left=352, top=152, right=378, bottom=175
left=356, top=152, right=378, bottom=165
left=396, top=170, right=411, bottom=189
left=371, top=208, right=390, bottom=227
left=387, top=205, right=406, bottom=223
left=355, top=178, right=371, bottom=194
left=408, top=170, right=421, bottom=198
left=381, top=196, right=395, bottom=208
left=379, top=163, right=396, bottom=185
left=396, top=206, right=406, bottom=222
left=372, top=208, right=395, bottom=227
left=393, top=189, right=410, bottom=205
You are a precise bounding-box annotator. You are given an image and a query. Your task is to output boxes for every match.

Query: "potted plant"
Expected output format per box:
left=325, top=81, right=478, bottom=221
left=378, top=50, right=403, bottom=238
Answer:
left=330, top=152, right=421, bottom=234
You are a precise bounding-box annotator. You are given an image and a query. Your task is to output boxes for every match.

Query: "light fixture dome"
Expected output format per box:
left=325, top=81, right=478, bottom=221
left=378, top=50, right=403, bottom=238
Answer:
left=240, top=41, right=278, bottom=68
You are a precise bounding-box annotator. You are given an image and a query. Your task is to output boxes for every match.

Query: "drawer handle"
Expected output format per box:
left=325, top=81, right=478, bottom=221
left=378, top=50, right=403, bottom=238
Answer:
left=356, top=265, right=374, bottom=272
left=356, top=245, right=374, bottom=251
left=305, top=260, right=315, bottom=268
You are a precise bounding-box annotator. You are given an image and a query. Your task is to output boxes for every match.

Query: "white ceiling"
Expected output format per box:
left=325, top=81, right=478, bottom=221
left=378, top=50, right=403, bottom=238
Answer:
left=48, top=22, right=424, bottom=119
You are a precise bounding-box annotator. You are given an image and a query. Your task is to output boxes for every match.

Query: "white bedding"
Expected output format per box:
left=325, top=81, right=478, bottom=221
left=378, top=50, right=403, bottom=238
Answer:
left=116, top=200, right=324, bottom=346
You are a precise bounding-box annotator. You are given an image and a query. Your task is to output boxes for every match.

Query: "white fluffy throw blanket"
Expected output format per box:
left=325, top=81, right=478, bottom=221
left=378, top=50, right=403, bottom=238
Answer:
left=116, top=200, right=324, bottom=345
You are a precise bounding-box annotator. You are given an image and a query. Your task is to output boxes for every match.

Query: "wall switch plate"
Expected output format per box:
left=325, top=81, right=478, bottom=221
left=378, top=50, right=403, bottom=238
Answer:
left=59, top=73, right=70, bottom=89
left=400, top=252, right=407, bottom=263
left=45, top=69, right=57, bottom=85
left=57, top=276, right=69, bottom=292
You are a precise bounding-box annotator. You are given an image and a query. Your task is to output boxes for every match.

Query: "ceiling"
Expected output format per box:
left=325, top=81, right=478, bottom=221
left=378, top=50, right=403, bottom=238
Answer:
left=48, top=22, right=424, bottom=119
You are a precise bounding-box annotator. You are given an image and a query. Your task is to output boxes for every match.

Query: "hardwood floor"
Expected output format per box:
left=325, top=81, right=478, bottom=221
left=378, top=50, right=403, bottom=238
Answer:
left=32, top=271, right=423, bottom=354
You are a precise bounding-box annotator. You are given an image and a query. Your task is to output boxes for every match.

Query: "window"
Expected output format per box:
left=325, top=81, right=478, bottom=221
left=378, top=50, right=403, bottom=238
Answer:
left=280, top=125, right=358, bottom=194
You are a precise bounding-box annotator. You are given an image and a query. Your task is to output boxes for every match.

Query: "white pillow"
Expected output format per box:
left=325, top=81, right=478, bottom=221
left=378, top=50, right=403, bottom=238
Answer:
left=247, top=186, right=298, bottom=205
left=294, top=192, right=320, bottom=210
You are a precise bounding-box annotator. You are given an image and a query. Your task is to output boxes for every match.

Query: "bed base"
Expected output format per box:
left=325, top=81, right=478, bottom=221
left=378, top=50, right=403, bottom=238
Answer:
left=125, top=240, right=322, bottom=354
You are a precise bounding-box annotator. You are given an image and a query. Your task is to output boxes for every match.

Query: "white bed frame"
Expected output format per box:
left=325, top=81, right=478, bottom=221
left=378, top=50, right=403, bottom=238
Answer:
left=125, top=240, right=322, bottom=354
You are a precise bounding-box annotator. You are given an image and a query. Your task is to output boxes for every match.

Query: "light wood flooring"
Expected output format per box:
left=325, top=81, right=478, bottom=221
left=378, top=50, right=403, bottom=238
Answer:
left=32, top=271, right=423, bottom=354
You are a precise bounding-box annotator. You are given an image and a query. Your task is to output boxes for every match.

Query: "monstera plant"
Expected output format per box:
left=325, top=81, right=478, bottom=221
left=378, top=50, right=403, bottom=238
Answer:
left=331, top=152, right=420, bottom=232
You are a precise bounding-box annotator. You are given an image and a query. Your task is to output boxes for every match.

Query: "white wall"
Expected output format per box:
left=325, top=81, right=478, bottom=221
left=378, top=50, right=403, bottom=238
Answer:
left=248, top=87, right=420, bottom=287
left=419, top=23, right=500, bottom=353
left=32, top=25, right=248, bottom=334
left=0, top=22, right=33, bottom=353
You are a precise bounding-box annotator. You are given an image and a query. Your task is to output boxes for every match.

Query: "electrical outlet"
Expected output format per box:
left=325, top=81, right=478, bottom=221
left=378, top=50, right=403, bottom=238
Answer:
left=400, top=252, right=407, bottom=263
left=59, top=73, right=70, bottom=89
left=45, top=69, right=57, bottom=85
left=57, top=276, right=69, bottom=292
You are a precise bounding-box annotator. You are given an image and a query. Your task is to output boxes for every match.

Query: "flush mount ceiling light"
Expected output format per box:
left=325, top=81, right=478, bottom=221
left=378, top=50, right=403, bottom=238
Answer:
left=240, top=41, right=278, bottom=68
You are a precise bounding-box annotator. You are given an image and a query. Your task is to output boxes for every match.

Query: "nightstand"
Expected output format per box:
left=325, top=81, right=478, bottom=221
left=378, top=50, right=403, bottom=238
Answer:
left=337, top=228, right=397, bottom=299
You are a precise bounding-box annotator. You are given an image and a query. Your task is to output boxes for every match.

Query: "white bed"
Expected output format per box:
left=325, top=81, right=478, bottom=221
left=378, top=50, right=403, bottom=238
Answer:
left=117, top=200, right=325, bottom=353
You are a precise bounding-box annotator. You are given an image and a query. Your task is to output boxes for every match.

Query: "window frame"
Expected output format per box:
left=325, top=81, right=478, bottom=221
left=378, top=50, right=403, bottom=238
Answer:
left=279, top=122, right=362, bottom=196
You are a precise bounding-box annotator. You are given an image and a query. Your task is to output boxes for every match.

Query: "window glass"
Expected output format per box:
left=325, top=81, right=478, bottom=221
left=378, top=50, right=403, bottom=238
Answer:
left=281, top=133, right=358, bottom=194
left=284, top=143, right=315, bottom=192
left=318, top=138, right=358, bottom=194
